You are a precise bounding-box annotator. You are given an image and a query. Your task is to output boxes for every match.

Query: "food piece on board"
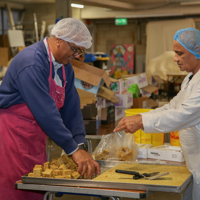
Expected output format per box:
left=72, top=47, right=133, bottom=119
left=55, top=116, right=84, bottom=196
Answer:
left=72, top=171, right=80, bottom=179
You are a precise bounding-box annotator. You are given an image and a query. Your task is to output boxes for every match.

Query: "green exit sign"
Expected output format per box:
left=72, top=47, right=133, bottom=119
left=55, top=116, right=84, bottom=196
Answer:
left=115, top=18, right=127, bottom=26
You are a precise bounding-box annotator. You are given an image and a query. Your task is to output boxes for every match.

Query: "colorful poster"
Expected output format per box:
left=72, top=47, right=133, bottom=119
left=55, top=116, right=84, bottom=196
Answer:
left=110, top=44, right=134, bottom=79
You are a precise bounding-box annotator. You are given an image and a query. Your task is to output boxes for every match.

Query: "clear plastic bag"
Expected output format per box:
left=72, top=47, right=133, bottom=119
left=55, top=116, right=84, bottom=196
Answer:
left=92, top=134, right=113, bottom=161
left=108, top=131, right=139, bottom=162
left=92, top=131, right=139, bottom=162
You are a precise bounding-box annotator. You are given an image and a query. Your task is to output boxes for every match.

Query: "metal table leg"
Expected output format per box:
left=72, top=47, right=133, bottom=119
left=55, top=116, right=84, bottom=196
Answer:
left=43, top=191, right=54, bottom=200
left=86, top=139, right=93, bottom=154
left=110, top=197, right=120, bottom=200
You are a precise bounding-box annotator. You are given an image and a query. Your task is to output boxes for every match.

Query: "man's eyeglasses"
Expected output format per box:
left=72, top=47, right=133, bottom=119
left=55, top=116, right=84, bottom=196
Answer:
left=67, top=42, right=85, bottom=57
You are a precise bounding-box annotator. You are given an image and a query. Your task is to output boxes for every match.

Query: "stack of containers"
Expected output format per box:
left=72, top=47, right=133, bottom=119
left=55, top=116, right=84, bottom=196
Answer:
left=111, top=78, right=133, bottom=121
left=170, top=131, right=181, bottom=146
left=125, top=109, right=165, bottom=147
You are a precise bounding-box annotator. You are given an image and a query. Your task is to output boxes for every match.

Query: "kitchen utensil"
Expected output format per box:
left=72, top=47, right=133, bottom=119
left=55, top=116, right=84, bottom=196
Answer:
left=146, top=172, right=169, bottom=180
left=115, top=169, right=160, bottom=179
left=133, top=172, right=160, bottom=179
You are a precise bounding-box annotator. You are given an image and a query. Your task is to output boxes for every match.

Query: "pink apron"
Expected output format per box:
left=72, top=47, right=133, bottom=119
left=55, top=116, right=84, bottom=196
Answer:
left=0, top=39, right=66, bottom=200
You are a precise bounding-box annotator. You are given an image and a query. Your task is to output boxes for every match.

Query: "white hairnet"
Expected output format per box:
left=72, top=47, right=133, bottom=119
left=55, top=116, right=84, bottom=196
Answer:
left=51, top=18, right=92, bottom=49
left=174, top=27, right=200, bottom=59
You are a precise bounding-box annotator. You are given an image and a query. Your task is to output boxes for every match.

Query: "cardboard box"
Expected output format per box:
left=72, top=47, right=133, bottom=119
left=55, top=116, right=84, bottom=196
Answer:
left=140, top=85, right=158, bottom=98
left=77, top=89, right=99, bottom=121
left=84, top=120, right=96, bottom=135
left=0, top=47, right=9, bottom=67
left=115, top=93, right=133, bottom=108
left=96, top=108, right=101, bottom=129
left=115, top=107, right=123, bottom=121
left=122, top=73, right=148, bottom=89
left=97, top=87, right=119, bottom=104
left=18, top=46, right=26, bottom=52
left=137, top=144, right=152, bottom=159
left=131, top=96, right=147, bottom=108
left=110, top=78, right=128, bottom=94
left=125, top=75, right=138, bottom=88
left=77, top=89, right=96, bottom=106
left=96, top=97, right=103, bottom=110
left=102, top=99, right=114, bottom=108
left=81, top=103, right=97, bottom=119
left=147, top=99, right=158, bottom=109
left=101, top=106, right=115, bottom=124
left=147, top=144, right=185, bottom=162
left=137, top=73, right=148, bottom=88
left=121, top=107, right=131, bottom=118
left=150, top=75, right=164, bottom=86
left=71, top=60, right=111, bottom=95
left=0, top=35, right=9, bottom=48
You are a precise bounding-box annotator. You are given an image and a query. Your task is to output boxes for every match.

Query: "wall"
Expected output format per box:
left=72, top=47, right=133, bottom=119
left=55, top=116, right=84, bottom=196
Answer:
left=21, top=3, right=147, bottom=73
left=23, top=3, right=81, bottom=36
left=93, top=19, right=147, bottom=73
left=13, top=3, right=200, bottom=74
left=81, top=4, right=200, bottom=19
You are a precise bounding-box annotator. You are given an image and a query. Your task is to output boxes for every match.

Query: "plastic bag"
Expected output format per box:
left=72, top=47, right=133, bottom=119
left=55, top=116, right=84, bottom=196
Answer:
left=92, top=134, right=113, bottom=161
left=92, top=131, right=139, bottom=162
left=108, top=131, right=139, bottom=162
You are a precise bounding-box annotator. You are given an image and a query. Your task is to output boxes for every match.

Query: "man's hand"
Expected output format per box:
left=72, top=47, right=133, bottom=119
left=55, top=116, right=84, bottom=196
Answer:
left=113, top=114, right=143, bottom=133
left=72, top=149, right=100, bottom=178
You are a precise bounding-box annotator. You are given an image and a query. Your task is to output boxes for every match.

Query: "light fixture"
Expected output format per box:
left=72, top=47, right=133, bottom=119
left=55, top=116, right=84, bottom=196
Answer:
left=71, top=3, right=84, bottom=8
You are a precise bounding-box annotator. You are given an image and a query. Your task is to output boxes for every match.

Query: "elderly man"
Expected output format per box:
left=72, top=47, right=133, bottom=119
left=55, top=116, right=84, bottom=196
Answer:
left=114, top=27, right=200, bottom=200
left=0, top=18, right=100, bottom=200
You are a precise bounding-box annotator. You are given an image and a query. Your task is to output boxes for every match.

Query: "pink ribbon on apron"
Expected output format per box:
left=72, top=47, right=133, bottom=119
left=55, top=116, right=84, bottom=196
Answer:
left=0, top=39, right=66, bottom=200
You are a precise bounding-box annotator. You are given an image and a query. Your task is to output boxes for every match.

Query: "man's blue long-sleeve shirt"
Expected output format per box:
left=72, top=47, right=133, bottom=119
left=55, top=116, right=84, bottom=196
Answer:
left=0, top=39, right=86, bottom=154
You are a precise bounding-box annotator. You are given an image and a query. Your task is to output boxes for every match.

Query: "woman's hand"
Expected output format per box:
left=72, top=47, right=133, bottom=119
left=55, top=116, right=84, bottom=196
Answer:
left=113, top=114, right=143, bottom=133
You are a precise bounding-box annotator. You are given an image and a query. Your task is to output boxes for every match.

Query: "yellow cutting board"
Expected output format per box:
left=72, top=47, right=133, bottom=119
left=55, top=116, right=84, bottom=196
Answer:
left=93, top=163, right=191, bottom=186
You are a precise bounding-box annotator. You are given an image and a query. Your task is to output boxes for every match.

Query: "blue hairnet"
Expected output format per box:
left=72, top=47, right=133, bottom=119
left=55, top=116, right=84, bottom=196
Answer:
left=174, top=27, right=200, bottom=59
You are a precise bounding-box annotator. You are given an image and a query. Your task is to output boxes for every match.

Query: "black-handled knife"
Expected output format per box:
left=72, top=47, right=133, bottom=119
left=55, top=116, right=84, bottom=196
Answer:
left=115, top=169, right=140, bottom=176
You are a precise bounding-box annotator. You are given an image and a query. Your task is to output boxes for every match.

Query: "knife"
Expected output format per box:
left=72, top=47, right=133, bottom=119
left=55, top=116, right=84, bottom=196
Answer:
left=115, top=169, right=140, bottom=176
left=116, top=169, right=160, bottom=179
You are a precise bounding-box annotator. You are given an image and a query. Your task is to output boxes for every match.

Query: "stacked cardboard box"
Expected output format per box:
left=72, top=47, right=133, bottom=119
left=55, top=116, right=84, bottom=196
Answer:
left=110, top=73, right=164, bottom=119
left=121, top=73, right=164, bottom=109
left=137, top=143, right=184, bottom=162
left=147, top=144, right=185, bottom=162
left=72, top=60, right=120, bottom=133
left=72, top=60, right=165, bottom=133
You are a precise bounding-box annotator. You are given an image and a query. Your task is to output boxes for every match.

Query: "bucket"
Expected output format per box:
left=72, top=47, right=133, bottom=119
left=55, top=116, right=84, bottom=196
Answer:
left=152, top=133, right=165, bottom=147
left=125, top=109, right=151, bottom=144
left=125, top=109, right=165, bottom=147
left=170, top=131, right=181, bottom=146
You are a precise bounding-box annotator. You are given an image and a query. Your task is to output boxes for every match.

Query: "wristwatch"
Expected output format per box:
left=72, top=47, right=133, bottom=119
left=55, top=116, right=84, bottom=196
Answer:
left=78, top=143, right=88, bottom=151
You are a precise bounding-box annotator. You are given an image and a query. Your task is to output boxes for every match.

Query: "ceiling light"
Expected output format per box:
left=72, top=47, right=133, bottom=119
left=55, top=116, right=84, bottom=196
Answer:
left=71, top=3, right=84, bottom=8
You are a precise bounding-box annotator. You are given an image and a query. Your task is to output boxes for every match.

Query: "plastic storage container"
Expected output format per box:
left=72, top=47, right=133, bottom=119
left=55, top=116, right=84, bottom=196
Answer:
left=125, top=109, right=165, bottom=147
left=170, top=131, right=181, bottom=146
